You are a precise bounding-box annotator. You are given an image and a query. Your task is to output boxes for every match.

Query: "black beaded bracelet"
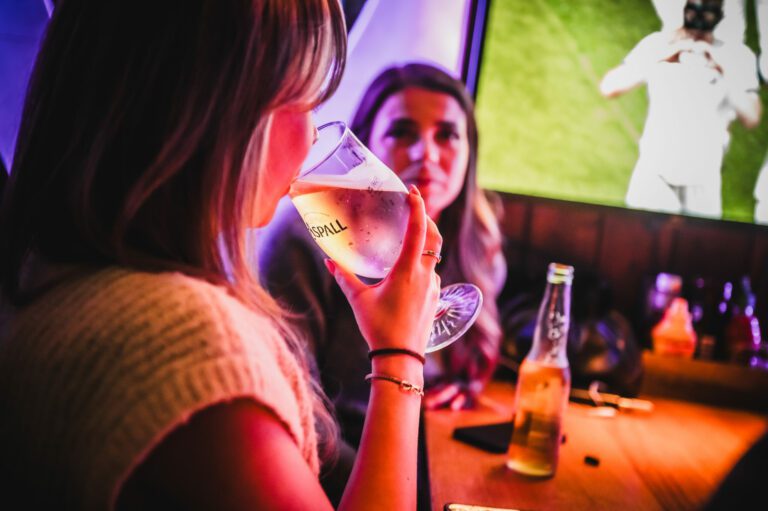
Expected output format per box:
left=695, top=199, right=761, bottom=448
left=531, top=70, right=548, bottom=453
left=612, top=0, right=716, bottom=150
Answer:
left=368, top=347, right=426, bottom=365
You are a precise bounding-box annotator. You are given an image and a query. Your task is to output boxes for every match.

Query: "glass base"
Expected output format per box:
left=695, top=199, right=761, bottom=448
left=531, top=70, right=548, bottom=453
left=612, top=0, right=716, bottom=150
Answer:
left=425, top=283, right=483, bottom=353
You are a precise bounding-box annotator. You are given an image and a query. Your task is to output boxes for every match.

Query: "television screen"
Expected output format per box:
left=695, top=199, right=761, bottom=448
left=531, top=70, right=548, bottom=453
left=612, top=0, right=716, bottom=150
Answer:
left=472, top=0, right=768, bottom=224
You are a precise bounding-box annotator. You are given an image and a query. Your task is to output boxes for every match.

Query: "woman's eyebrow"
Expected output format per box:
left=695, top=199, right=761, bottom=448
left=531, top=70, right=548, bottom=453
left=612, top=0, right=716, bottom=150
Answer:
left=435, top=120, right=458, bottom=129
left=388, top=118, right=417, bottom=127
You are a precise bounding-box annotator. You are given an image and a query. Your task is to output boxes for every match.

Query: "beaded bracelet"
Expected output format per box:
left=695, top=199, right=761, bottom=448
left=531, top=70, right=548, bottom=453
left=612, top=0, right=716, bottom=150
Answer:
left=368, top=347, right=426, bottom=365
left=365, top=373, right=425, bottom=397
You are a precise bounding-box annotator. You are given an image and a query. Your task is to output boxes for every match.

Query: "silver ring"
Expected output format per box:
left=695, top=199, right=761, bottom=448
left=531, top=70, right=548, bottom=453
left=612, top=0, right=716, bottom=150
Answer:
left=422, top=250, right=442, bottom=264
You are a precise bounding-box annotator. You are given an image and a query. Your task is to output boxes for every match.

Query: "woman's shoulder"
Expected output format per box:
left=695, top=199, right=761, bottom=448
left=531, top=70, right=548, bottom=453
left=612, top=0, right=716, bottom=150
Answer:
left=5, top=263, right=313, bottom=429
left=9, top=265, right=276, bottom=349
left=0, top=266, right=320, bottom=508
left=78, top=266, right=240, bottom=316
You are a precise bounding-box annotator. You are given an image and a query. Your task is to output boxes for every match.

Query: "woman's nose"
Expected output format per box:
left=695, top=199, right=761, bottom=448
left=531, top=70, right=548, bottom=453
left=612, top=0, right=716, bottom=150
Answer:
left=407, top=138, right=439, bottom=163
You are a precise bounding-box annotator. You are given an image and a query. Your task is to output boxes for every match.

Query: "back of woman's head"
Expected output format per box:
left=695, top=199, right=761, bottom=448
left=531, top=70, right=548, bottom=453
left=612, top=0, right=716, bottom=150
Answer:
left=1, top=0, right=345, bottom=304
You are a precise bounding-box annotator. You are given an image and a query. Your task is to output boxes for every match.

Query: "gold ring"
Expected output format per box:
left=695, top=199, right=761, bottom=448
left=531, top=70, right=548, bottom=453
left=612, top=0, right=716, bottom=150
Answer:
left=422, top=250, right=442, bottom=263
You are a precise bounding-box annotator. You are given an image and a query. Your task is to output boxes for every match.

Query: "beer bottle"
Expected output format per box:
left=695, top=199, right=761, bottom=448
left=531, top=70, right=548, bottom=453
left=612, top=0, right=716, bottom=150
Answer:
left=725, top=276, right=761, bottom=365
left=651, top=297, right=697, bottom=358
left=686, top=276, right=716, bottom=360
left=644, top=272, right=682, bottom=347
left=711, top=280, right=735, bottom=361
left=506, top=263, right=573, bottom=477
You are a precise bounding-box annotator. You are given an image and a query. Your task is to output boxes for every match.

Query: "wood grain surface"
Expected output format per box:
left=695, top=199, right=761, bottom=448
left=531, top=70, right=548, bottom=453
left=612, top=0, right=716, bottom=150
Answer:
left=425, top=381, right=768, bottom=511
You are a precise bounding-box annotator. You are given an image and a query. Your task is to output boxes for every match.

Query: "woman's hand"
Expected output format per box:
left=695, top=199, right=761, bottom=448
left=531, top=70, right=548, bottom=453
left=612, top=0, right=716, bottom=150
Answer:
left=423, top=377, right=486, bottom=411
left=423, top=382, right=474, bottom=410
left=325, top=186, right=441, bottom=356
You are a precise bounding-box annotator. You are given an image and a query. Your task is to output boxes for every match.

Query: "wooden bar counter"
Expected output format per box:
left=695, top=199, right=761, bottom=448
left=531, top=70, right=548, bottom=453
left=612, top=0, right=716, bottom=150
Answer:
left=424, top=380, right=768, bottom=511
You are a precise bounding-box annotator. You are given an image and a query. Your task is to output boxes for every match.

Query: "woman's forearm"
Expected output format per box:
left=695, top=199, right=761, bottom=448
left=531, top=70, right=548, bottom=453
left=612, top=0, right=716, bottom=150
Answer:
left=338, top=356, right=424, bottom=511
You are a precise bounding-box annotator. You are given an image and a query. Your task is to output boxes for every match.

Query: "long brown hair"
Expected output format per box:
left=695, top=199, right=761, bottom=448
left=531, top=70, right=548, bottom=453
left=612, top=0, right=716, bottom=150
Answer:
left=350, top=63, right=506, bottom=388
left=0, top=0, right=346, bottom=459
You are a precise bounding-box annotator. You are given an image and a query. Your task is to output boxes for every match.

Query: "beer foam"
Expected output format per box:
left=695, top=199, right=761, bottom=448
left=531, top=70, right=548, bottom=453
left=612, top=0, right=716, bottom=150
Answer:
left=298, top=161, right=407, bottom=193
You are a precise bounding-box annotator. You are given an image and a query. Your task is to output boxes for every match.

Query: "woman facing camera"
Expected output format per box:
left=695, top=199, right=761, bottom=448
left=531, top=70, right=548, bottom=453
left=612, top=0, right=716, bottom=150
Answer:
left=0, top=2, right=442, bottom=510
left=259, top=62, right=506, bottom=462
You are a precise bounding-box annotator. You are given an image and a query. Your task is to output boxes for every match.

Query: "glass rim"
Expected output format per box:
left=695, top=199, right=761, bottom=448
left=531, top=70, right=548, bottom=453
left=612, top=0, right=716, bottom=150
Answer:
left=296, top=120, right=349, bottom=180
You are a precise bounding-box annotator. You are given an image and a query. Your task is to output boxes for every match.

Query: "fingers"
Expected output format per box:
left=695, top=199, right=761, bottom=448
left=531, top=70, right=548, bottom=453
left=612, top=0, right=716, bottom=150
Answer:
left=324, top=259, right=365, bottom=300
left=423, top=384, right=475, bottom=411
left=421, top=216, right=443, bottom=269
left=423, top=383, right=461, bottom=410
left=449, top=392, right=468, bottom=411
left=392, top=186, right=443, bottom=276
left=396, top=186, right=429, bottom=268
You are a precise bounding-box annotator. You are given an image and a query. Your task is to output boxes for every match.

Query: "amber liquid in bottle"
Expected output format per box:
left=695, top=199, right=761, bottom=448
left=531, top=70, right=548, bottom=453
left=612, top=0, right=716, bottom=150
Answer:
left=506, top=262, right=573, bottom=477
left=506, top=360, right=570, bottom=476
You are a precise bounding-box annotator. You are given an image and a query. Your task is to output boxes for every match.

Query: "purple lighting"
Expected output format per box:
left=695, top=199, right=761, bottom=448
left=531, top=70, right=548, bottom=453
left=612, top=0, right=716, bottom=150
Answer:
left=0, top=0, right=49, bottom=170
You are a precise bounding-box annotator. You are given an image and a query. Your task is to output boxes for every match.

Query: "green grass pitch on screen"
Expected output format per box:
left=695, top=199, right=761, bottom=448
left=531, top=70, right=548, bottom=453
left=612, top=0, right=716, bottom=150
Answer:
left=475, top=0, right=768, bottom=223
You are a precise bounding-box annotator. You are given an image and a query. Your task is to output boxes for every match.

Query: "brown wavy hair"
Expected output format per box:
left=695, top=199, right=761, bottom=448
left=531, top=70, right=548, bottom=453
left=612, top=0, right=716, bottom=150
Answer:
left=350, top=63, right=506, bottom=390
left=0, top=0, right=346, bottom=460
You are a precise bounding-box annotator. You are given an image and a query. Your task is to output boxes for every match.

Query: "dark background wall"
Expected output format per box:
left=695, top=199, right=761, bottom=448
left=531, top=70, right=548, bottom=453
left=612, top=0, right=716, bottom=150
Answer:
left=496, top=192, right=768, bottom=350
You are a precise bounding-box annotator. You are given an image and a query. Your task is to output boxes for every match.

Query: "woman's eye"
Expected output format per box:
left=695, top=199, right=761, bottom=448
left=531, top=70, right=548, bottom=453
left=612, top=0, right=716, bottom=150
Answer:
left=384, top=127, right=417, bottom=142
left=436, top=130, right=459, bottom=142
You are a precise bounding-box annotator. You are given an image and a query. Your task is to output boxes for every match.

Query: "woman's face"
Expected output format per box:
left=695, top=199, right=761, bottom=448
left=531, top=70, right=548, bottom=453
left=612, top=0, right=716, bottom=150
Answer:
left=368, top=86, right=470, bottom=220
left=255, top=105, right=316, bottom=227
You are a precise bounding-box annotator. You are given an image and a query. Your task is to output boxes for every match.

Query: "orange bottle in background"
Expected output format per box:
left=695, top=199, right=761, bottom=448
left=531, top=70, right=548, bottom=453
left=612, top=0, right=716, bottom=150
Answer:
left=651, top=297, right=697, bottom=358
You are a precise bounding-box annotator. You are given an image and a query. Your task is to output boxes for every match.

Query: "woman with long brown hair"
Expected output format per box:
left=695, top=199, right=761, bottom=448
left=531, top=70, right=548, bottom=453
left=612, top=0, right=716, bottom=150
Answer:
left=349, top=63, right=506, bottom=409
left=259, top=62, right=506, bottom=487
left=0, top=2, right=441, bottom=509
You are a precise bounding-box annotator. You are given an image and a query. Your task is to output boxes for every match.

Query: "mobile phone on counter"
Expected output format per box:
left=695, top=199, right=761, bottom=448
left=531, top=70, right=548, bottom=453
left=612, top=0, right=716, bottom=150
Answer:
left=451, top=421, right=513, bottom=453
left=444, top=504, right=522, bottom=511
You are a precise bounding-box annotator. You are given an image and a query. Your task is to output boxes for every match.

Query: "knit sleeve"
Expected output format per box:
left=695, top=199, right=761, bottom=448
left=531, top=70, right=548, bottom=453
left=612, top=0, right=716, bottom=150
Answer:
left=0, top=268, right=320, bottom=510
left=95, top=271, right=320, bottom=508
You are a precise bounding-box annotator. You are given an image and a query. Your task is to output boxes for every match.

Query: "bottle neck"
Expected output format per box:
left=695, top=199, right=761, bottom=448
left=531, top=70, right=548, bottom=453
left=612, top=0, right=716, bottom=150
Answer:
left=528, top=280, right=571, bottom=367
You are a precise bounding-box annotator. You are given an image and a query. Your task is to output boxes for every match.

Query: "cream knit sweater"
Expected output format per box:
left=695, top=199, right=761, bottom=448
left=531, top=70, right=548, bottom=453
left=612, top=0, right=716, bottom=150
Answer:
left=0, top=266, right=319, bottom=510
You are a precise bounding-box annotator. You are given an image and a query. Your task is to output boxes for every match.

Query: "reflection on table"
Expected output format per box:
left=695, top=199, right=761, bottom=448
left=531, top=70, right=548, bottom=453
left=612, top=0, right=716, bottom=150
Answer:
left=424, top=381, right=768, bottom=511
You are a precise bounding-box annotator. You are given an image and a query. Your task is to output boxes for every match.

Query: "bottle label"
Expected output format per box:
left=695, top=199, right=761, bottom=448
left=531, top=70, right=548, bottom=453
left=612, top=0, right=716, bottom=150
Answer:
left=547, top=310, right=567, bottom=341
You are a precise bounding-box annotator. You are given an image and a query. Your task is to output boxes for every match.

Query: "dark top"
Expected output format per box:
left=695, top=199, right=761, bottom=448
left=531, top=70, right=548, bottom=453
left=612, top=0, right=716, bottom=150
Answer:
left=1, top=156, right=7, bottom=195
